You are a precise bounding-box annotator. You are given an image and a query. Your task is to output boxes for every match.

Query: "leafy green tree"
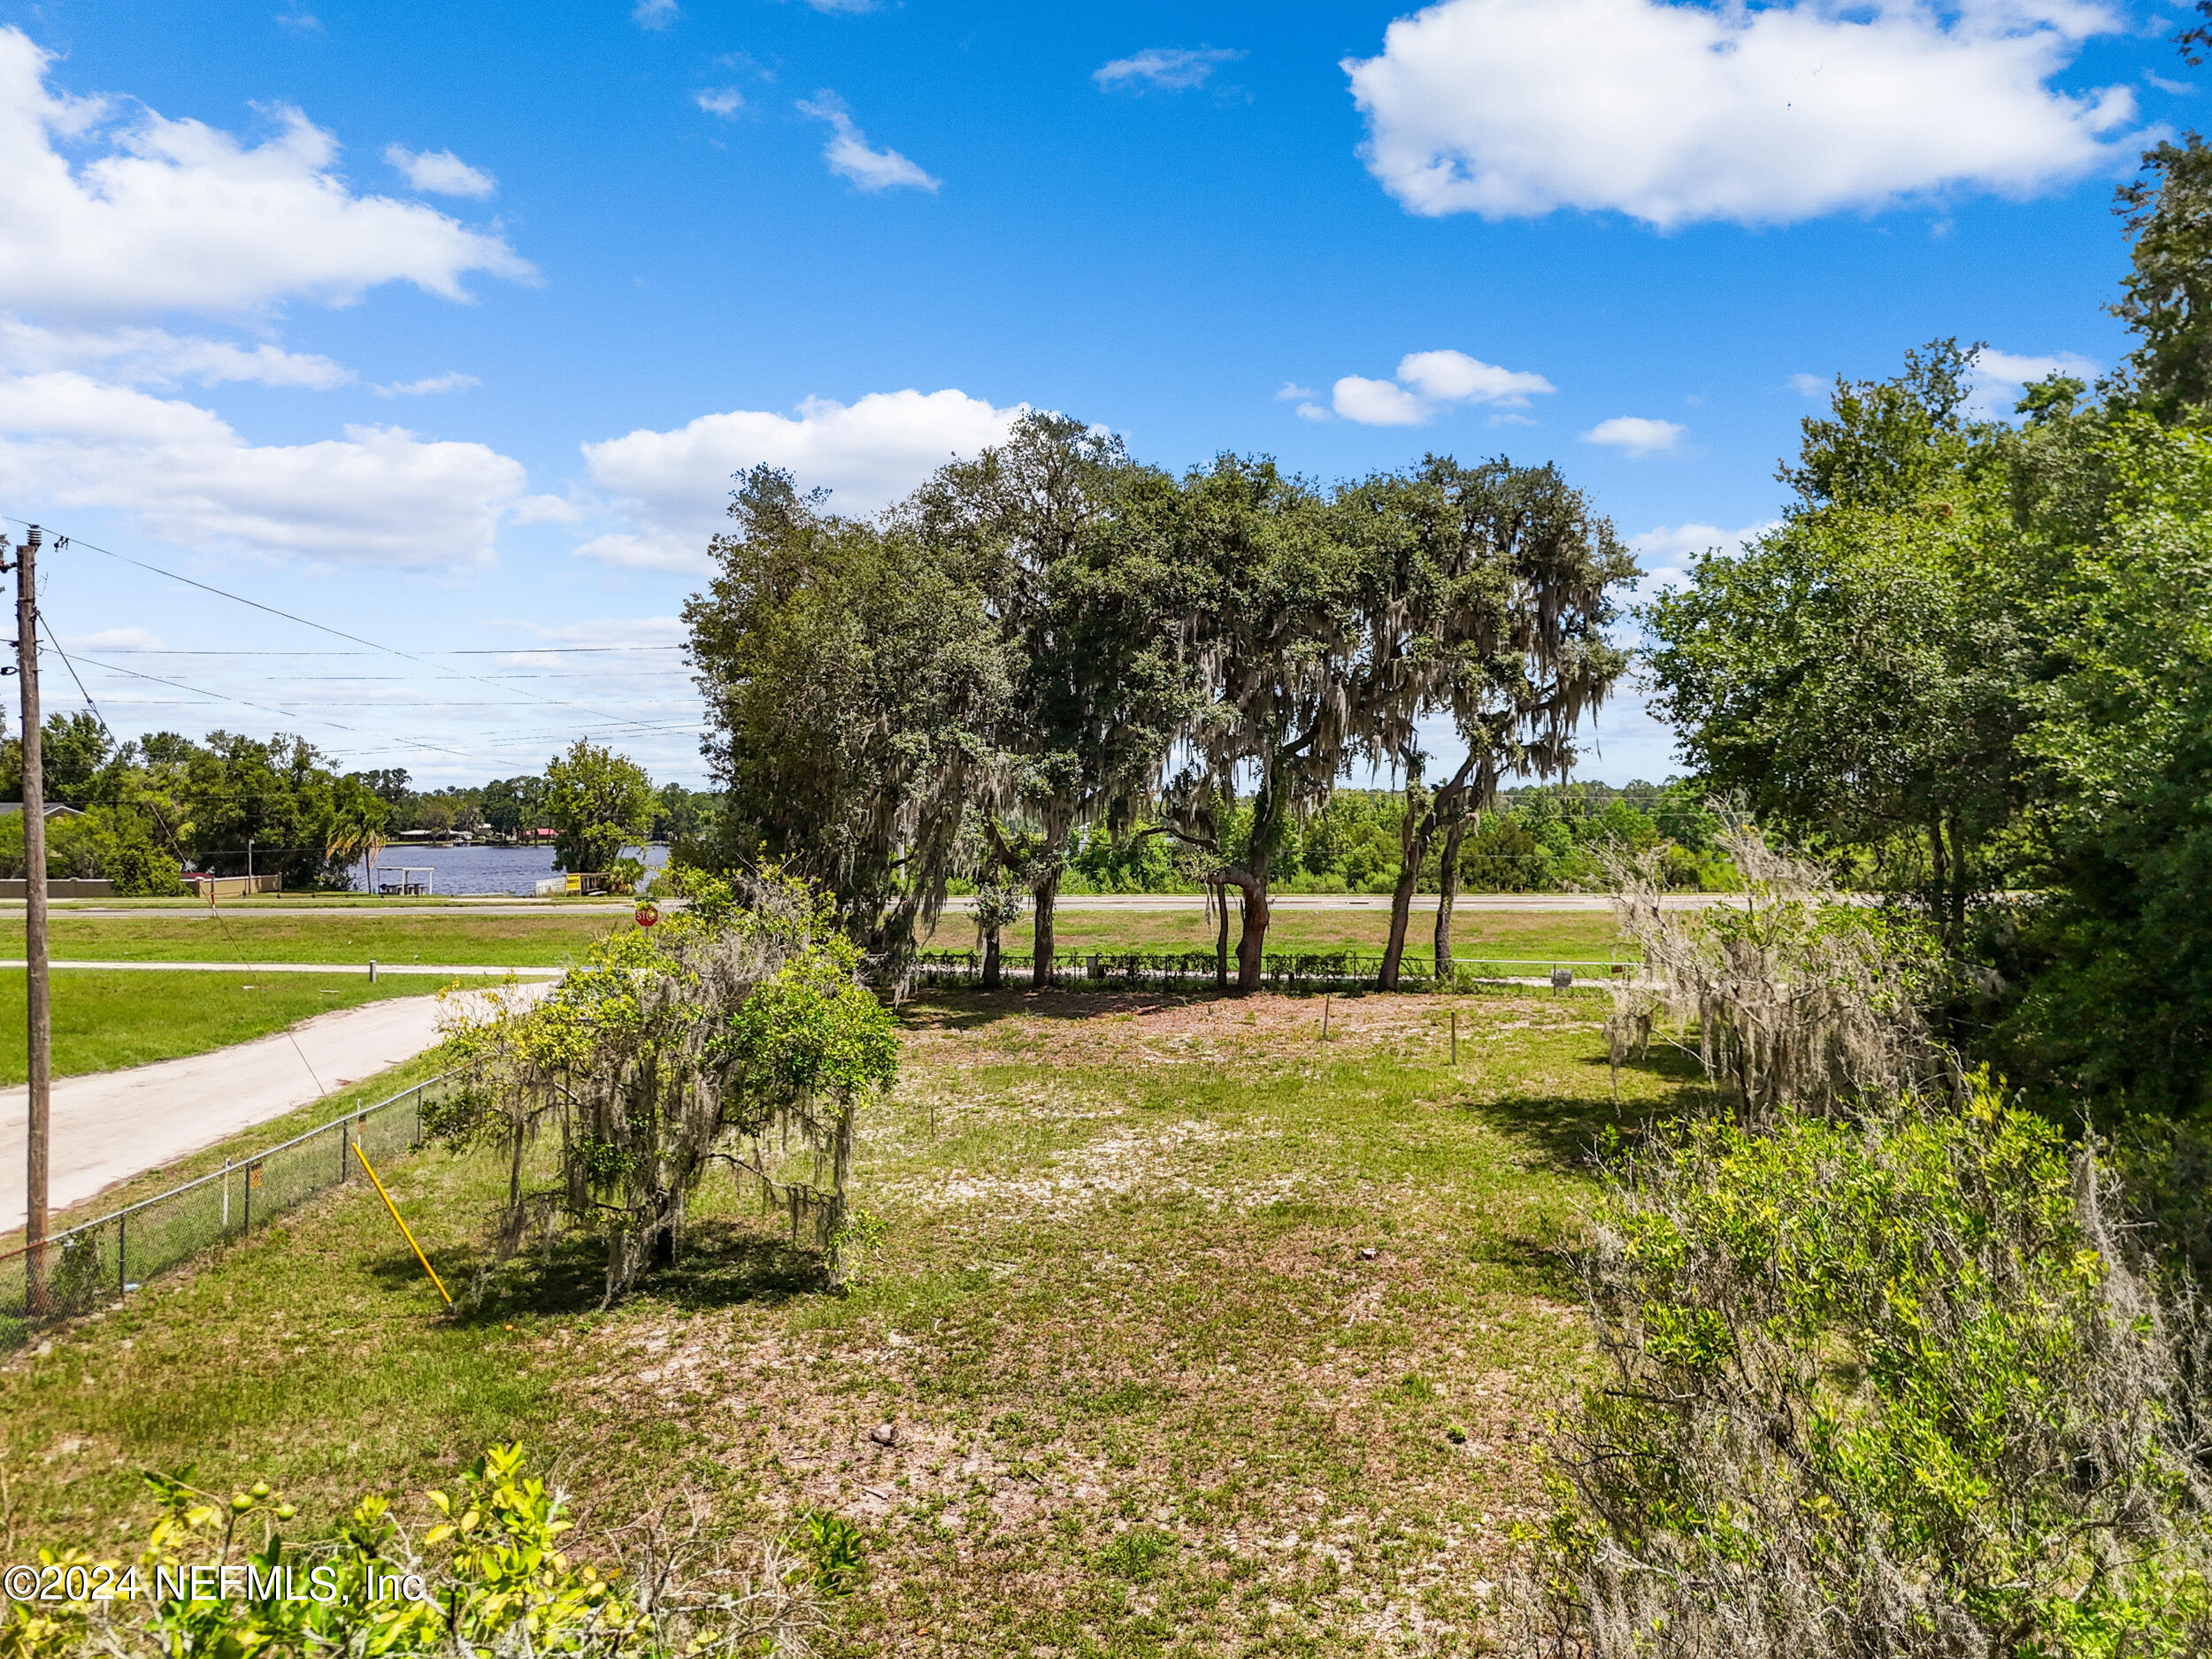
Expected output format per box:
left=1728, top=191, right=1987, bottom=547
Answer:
left=650, top=781, right=714, bottom=842
left=1363, top=457, right=1634, bottom=987
left=142, top=731, right=387, bottom=887
left=1159, top=457, right=1408, bottom=991
left=1988, top=412, right=2212, bottom=1125
left=542, top=739, right=654, bottom=875
left=0, top=710, right=114, bottom=808
left=2112, top=134, right=2212, bottom=416
left=685, top=465, right=1015, bottom=964
left=1643, top=352, right=2025, bottom=955
left=438, top=873, right=896, bottom=1298
left=911, top=413, right=1190, bottom=987
left=480, top=774, right=547, bottom=841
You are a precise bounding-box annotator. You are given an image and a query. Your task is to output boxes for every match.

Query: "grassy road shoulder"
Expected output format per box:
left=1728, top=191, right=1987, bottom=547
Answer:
left=0, top=912, right=630, bottom=967
left=0, top=969, right=436, bottom=1084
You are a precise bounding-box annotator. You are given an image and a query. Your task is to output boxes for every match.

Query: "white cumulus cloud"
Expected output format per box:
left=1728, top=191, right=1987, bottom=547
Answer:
left=1328, top=348, right=1555, bottom=426
left=1582, top=416, right=1687, bottom=456
left=1343, top=0, right=2141, bottom=227
left=1396, top=348, right=1553, bottom=405
left=577, top=388, right=1025, bottom=572
left=695, top=88, right=744, bottom=118
left=633, top=0, right=678, bottom=29
left=1094, top=47, right=1244, bottom=92
left=0, top=27, right=533, bottom=315
left=1332, top=375, right=1432, bottom=426
left=384, top=145, right=496, bottom=198
left=795, top=95, right=940, bottom=193
left=0, top=371, right=538, bottom=568
left=0, top=315, right=350, bottom=388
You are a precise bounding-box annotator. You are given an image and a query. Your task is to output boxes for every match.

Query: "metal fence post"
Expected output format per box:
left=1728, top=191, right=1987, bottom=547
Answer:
left=118, top=1214, right=126, bottom=1296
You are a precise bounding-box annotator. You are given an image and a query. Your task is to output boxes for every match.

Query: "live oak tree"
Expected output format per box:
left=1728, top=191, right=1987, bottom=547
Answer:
left=910, top=414, right=1189, bottom=987
left=1363, top=457, right=1634, bottom=989
left=685, top=466, right=1016, bottom=965
left=1163, top=457, right=1418, bottom=992
left=436, top=872, right=896, bottom=1301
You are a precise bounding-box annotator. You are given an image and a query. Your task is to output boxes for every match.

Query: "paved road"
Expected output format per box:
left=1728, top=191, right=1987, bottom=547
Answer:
left=0, top=959, right=562, bottom=976
left=0, top=983, right=550, bottom=1217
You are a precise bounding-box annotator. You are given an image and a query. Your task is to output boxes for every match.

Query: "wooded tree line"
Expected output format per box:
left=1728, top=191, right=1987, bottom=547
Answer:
left=683, top=423, right=1639, bottom=990
left=1643, top=134, right=2212, bottom=1148
left=2, top=715, right=703, bottom=890
left=1056, top=779, right=1735, bottom=898
left=349, top=766, right=718, bottom=846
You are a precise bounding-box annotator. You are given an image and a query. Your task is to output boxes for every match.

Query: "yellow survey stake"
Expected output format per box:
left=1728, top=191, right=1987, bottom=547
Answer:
left=353, top=1141, right=453, bottom=1308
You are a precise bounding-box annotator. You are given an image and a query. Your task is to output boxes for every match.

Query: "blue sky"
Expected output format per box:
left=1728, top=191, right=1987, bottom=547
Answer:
left=0, top=0, right=2189, bottom=787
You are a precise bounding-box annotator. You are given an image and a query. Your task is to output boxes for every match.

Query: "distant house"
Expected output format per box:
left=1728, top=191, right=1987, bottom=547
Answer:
left=0, top=803, right=86, bottom=821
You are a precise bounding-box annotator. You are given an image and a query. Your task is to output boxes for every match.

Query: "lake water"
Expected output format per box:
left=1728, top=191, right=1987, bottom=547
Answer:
left=345, top=844, right=672, bottom=897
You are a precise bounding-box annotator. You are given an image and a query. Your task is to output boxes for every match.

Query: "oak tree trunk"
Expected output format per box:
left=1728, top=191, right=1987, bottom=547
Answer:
left=1031, top=864, right=1061, bottom=988
left=1226, top=861, right=1271, bottom=991
left=1379, top=782, right=1428, bottom=990
left=1433, top=812, right=1471, bottom=979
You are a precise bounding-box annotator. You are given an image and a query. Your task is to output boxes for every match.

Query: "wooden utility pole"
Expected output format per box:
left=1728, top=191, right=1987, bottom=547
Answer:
left=13, top=525, right=48, bottom=1314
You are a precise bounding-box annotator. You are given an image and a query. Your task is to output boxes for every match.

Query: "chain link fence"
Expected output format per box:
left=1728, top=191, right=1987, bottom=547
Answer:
left=909, top=947, right=1633, bottom=994
left=0, top=1068, right=470, bottom=1348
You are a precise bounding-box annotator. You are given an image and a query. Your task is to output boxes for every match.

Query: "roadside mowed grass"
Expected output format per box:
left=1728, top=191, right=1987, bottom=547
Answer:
left=922, top=906, right=1632, bottom=966
left=0, top=988, right=1698, bottom=1655
left=0, top=969, right=435, bottom=1083
left=0, top=911, right=631, bottom=968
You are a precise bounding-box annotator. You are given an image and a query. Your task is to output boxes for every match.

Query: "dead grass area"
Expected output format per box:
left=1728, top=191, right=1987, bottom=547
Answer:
left=0, top=987, right=1698, bottom=1657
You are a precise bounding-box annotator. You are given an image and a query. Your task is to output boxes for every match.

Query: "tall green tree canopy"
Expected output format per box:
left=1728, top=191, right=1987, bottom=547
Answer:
left=543, top=739, right=654, bottom=875
left=1641, top=133, right=2212, bottom=1147
left=685, top=465, right=1015, bottom=963
left=1160, top=456, right=1421, bottom=990
left=1361, top=456, right=1635, bottom=987
left=136, top=730, right=387, bottom=887
left=909, top=413, right=1190, bottom=985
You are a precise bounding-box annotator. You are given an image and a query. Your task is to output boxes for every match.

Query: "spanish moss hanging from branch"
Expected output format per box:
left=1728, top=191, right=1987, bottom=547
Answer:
left=432, top=869, right=898, bottom=1303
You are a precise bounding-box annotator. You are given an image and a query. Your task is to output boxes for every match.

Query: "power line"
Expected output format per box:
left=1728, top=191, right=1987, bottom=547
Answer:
left=3, top=514, right=680, bottom=739
left=63, top=651, right=476, bottom=758
left=75, top=646, right=690, bottom=657
left=39, top=615, right=331, bottom=1091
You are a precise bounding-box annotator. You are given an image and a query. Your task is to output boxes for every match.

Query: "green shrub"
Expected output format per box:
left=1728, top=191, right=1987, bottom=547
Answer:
left=1, top=1442, right=839, bottom=1657
left=1518, top=1075, right=2212, bottom=1656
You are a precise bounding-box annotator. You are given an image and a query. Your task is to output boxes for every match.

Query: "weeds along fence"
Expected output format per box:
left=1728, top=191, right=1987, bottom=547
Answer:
left=0, top=1068, right=471, bottom=1348
left=909, top=948, right=1635, bottom=994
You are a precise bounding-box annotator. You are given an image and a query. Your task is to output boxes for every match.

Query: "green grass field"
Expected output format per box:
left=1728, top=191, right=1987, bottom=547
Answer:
left=924, top=904, right=1632, bottom=965
left=0, top=969, right=434, bottom=1084
left=0, top=911, right=631, bottom=967
left=0, top=986, right=1697, bottom=1655
left=0, top=904, right=1626, bottom=972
